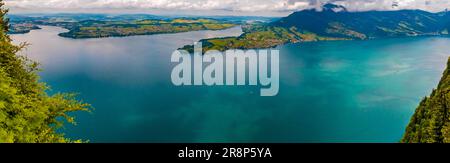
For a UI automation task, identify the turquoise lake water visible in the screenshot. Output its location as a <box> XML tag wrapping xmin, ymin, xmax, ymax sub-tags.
<box><xmin>11</xmin><ymin>26</ymin><xmax>450</xmax><ymax>143</ymax></box>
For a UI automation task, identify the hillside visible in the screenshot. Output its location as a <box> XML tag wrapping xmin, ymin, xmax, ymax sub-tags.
<box><xmin>57</xmin><ymin>18</ymin><xmax>236</xmax><ymax>39</ymax></box>
<box><xmin>9</xmin><ymin>16</ymin><xmax>237</xmax><ymax>39</ymax></box>
<box><xmin>181</xmin><ymin>3</ymin><xmax>450</xmax><ymax>52</ymax></box>
<box><xmin>0</xmin><ymin>1</ymin><xmax>89</xmax><ymax>143</ymax></box>
<box><xmin>402</xmin><ymin>58</ymin><xmax>450</xmax><ymax>143</ymax></box>
<box><xmin>272</xmin><ymin>4</ymin><xmax>448</xmax><ymax>39</ymax></box>
<box><xmin>6</xmin><ymin>14</ymin><xmax>275</xmax><ymax>39</ymax></box>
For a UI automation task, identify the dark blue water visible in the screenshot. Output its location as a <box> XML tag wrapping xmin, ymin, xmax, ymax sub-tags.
<box><xmin>12</xmin><ymin>26</ymin><xmax>450</xmax><ymax>142</ymax></box>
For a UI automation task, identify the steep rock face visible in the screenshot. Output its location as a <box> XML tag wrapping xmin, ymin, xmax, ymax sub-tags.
<box><xmin>402</xmin><ymin>58</ymin><xmax>450</xmax><ymax>143</ymax></box>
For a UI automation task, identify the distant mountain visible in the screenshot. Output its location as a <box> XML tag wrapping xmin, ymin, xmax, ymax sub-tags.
<box><xmin>182</xmin><ymin>3</ymin><xmax>450</xmax><ymax>52</ymax></box>
<box><xmin>402</xmin><ymin>57</ymin><xmax>450</xmax><ymax>143</ymax></box>
<box><xmin>271</xmin><ymin>3</ymin><xmax>449</xmax><ymax>39</ymax></box>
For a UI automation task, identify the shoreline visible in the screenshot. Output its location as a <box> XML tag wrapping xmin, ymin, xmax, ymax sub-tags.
<box><xmin>181</xmin><ymin>33</ymin><xmax>450</xmax><ymax>53</ymax></box>
<box><xmin>10</xmin><ymin>24</ymin><xmax>242</xmax><ymax>40</ymax></box>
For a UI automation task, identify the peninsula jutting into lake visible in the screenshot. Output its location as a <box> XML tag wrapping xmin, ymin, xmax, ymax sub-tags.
<box><xmin>182</xmin><ymin>4</ymin><xmax>450</xmax><ymax>52</ymax></box>
<box><xmin>1</xmin><ymin>0</ymin><xmax>450</xmax><ymax>144</ymax></box>
<box><xmin>9</xmin><ymin>15</ymin><xmax>239</xmax><ymax>38</ymax></box>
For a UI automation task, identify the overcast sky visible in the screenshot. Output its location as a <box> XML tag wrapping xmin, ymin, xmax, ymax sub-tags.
<box><xmin>4</xmin><ymin>0</ymin><xmax>450</xmax><ymax>16</ymax></box>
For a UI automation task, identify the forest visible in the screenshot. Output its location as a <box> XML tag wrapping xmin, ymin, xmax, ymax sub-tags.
<box><xmin>0</xmin><ymin>0</ymin><xmax>90</xmax><ymax>143</ymax></box>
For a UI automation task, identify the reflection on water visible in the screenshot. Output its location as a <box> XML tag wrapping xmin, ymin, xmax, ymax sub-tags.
<box><xmin>13</xmin><ymin>26</ymin><xmax>244</xmax><ymax>86</ymax></box>
<box><xmin>11</xmin><ymin>26</ymin><xmax>450</xmax><ymax>143</ymax></box>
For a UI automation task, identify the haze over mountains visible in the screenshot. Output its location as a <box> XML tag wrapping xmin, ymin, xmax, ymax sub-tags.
<box><xmin>5</xmin><ymin>0</ymin><xmax>450</xmax><ymax>17</ymax></box>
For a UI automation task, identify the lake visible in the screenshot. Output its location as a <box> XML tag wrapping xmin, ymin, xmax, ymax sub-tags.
<box><xmin>11</xmin><ymin>26</ymin><xmax>450</xmax><ymax>143</ymax></box>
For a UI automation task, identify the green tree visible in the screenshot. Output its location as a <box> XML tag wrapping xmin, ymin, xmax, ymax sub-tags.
<box><xmin>402</xmin><ymin>57</ymin><xmax>450</xmax><ymax>143</ymax></box>
<box><xmin>0</xmin><ymin>0</ymin><xmax>90</xmax><ymax>143</ymax></box>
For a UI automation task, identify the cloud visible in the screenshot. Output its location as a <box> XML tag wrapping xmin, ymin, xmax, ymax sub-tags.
<box><xmin>4</xmin><ymin>0</ymin><xmax>309</xmax><ymax>12</ymax></box>
<box><xmin>4</xmin><ymin>0</ymin><xmax>450</xmax><ymax>15</ymax></box>
<box><xmin>331</xmin><ymin>0</ymin><xmax>450</xmax><ymax>12</ymax></box>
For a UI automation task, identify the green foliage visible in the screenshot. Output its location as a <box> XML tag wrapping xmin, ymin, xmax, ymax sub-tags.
<box><xmin>182</xmin><ymin>4</ymin><xmax>450</xmax><ymax>52</ymax></box>
<box><xmin>180</xmin><ymin>25</ymin><xmax>344</xmax><ymax>53</ymax></box>
<box><xmin>0</xmin><ymin>1</ymin><xmax>90</xmax><ymax>143</ymax></box>
<box><xmin>402</xmin><ymin>57</ymin><xmax>450</xmax><ymax>143</ymax></box>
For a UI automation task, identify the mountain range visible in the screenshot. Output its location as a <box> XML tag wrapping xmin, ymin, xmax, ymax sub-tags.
<box><xmin>181</xmin><ymin>4</ymin><xmax>450</xmax><ymax>143</ymax></box>
<box><xmin>182</xmin><ymin>3</ymin><xmax>450</xmax><ymax>52</ymax></box>
<box><xmin>272</xmin><ymin>4</ymin><xmax>450</xmax><ymax>39</ymax></box>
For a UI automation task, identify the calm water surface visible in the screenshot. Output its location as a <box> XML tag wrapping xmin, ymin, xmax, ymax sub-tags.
<box><xmin>11</xmin><ymin>26</ymin><xmax>450</xmax><ymax>143</ymax></box>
